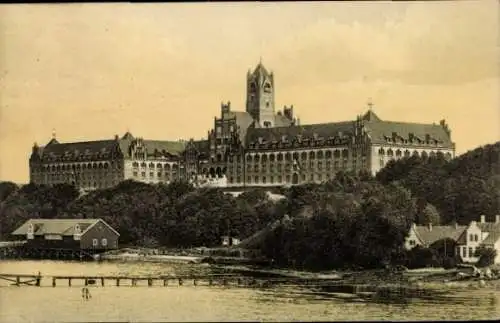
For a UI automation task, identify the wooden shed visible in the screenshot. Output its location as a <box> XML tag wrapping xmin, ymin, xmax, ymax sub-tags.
<box><xmin>11</xmin><ymin>218</ymin><xmax>120</xmax><ymax>252</ymax></box>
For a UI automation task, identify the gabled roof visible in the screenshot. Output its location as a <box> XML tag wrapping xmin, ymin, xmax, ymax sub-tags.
<box><xmin>361</xmin><ymin>110</ymin><xmax>381</xmax><ymax>122</ymax></box>
<box><xmin>482</xmin><ymin>231</ymin><xmax>500</xmax><ymax>245</ymax></box>
<box><xmin>414</xmin><ymin>225</ymin><xmax>466</xmax><ymax>245</ymax></box>
<box><xmin>477</xmin><ymin>222</ymin><xmax>500</xmax><ymax>233</ymax></box>
<box><xmin>222</xmin><ymin>110</ymin><xmax>255</xmax><ymax>144</ymax></box>
<box><xmin>11</xmin><ymin>218</ymin><xmax>120</xmax><ymax>237</ymax></box>
<box><xmin>274</xmin><ymin>114</ymin><xmax>294</xmax><ymax>127</ymax></box>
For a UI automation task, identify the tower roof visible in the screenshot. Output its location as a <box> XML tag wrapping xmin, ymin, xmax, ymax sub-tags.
<box><xmin>252</xmin><ymin>61</ymin><xmax>271</xmax><ymax>78</ymax></box>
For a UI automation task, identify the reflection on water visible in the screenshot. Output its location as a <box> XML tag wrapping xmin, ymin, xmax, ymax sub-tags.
<box><xmin>0</xmin><ymin>260</ymin><xmax>499</xmax><ymax>322</ymax></box>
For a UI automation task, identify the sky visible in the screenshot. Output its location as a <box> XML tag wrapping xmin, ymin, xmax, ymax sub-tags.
<box><xmin>1</xmin><ymin>1</ymin><xmax>499</xmax><ymax>183</ymax></box>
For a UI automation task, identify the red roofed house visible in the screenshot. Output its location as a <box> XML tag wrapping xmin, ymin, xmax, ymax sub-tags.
<box><xmin>11</xmin><ymin>218</ymin><xmax>119</xmax><ymax>252</ymax></box>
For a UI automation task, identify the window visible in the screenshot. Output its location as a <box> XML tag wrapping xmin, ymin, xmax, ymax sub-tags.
<box><xmin>133</xmin><ymin>172</ymin><xmax>138</xmax><ymax>177</ymax></box>
<box><xmin>469</xmin><ymin>247</ymin><xmax>473</xmax><ymax>257</ymax></box>
<box><xmin>101</xmin><ymin>238</ymin><xmax>108</xmax><ymax>247</ymax></box>
<box><xmin>92</xmin><ymin>239</ymin><xmax>98</xmax><ymax>247</ymax></box>
<box><xmin>409</xmin><ymin>240</ymin><xmax>416</xmax><ymax>246</ymax></box>
<box><xmin>469</xmin><ymin>234</ymin><xmax>473</xmax><ymax>242</ymax></box>
<box><xmin>474</xmin><ymin>234</ymin><xmax>478</xmax><ymax>242</ymax></box>
<box><xmin>462</xmin><ymin>247</ymin><xmax>467</xmax><ymax>257</ymax></box>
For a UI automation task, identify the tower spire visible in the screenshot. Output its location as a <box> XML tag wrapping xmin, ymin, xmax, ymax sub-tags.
<box><xmin>367</xmin><ymin>97</ymin><xmax>374</xmax><ymax>111</ymax></box>
<box><xmin>52</xmin><ymin>128</ymin><xmax>56</xmax><ymax>139</ymax></box>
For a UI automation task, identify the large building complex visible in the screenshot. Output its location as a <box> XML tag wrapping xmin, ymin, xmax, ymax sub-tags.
<box><xmin>29</xmin><ymin>62</ymin><xmax>456</xmax><ymax>191</ymax></box>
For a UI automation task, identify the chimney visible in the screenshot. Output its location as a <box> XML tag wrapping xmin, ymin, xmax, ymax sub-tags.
<box><xmin>496</xmin><ymin>215</ymin><xmax>500</xmax><ymax>224</ymax></box>
<box><xmin>428</xmin><ymin>222</ymin><xmax>432</xmax><ymax>231</ymax></box>
<box><xmin>480</xmin><ymin>215</ymin><xmax>486</xmax><ymax>223</ymax></box>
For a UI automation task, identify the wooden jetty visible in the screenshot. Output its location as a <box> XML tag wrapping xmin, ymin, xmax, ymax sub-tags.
<box><xmin>0</xmin><ymin>272</ymin><xmax>347</xmax><ymax>288</ymax></box>
<box><xmin>0</xmin><ymin>273</ymin><xmax>42</xmax><ymax>286</ymax></box>
<box><xmin>0</xmin><ymin>272</ymin><xmax>433</xmax><ymax>300</ymax></box>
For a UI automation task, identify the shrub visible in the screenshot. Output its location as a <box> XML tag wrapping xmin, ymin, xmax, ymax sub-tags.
<box><xmin>475</xmin><ymin>246</ymin><xmax>497</xmax><ymax>268</ymax></box>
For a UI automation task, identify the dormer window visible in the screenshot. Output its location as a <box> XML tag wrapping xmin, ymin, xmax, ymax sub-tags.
<box><xmin>27</xmin><ymin>223</ymin><xmax>34</xmax><ymax>240</ymax></box>
<box><xmin>73</xmin><ymin>224</ymin><xmax>82</xmax><ymax>241</ymax></box>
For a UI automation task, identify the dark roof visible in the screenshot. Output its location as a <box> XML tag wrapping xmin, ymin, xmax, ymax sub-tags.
<box><xmin>142</xmin><ymin>140</ymin><xmax>186</xmax><ymax>156</ymax></box>
<box><xmin>192</xmin><ymin>140</ymin><xmax>210</xmax><ymax>154</ymax></box>
<box><xmin>362</xmin><ymin>110</ymin><xmax>381</xmax><ymax>122</ymax></box>
<box><xmin>36</xmin><ymin>132</ymin><xmax>187</xmax><ymax>161</ymax></box>
<box><xmin>245</xmin><ymin>121</ymin><xmax>355</xmax><ymax>146</ymax></box>
<box><xmin>363</xmin><ymin>110</ymin><xmax>453</xmax><ymax>147</ymax></box>
<box><xmin>252</xmin><ymin>62</ymin><xmax>271</xmax><ymax>78</ymax></box>
<box><xmin>11</xmin><ymin>219</ymin><xmax>120</xmax><ymax>237</ymax></box>
<box><xmin>40</xmin><ymin>139</ymin><xmax>120</xmax><ymax>162</ymax></box>
<box><xmin>121</xmin><ymin>131</ymin><xmax>134</xmax><ymax>140</ymax></box>
<box><xmin>414</xmin><ymin>225</ymin><xmax>466</xmax><ymax>245</ymax></box>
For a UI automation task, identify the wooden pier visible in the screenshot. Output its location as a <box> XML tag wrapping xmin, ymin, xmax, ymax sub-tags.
<box><xmin>0</xmin><ymin>272</ymin><xmax>431</xmax><ymax>300</ymax></box>
<box><xmin>0</xmin><ymin>272</ymin><xmax>345</xmax><ymax>288</ymax></box>
<box><xmin>0</xmin><ymin>273</ymin><xmax>42</xmax><ymax>286</ymax></box>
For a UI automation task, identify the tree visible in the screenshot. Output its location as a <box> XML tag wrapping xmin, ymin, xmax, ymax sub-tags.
<box><xmin>475</xmin><ymin>246</ymin><xmax>497</xmax><ymax>268</ymax></box>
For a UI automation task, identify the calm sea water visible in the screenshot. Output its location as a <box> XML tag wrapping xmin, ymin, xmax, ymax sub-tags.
<box><xmin>0</xmin><ymin>260</ymin><xmax>499</xmax><ymax>322</ymax></box>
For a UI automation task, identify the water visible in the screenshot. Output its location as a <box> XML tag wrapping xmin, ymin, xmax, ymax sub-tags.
<box><xmin>1</xmin><ymin>260</ymin><xmax>499</xmax><ymax>322</ymax></box>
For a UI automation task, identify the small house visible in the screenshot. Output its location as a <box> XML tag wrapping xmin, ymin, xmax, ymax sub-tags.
<box><xmin>405</xmin><ymin>215</ymin><xmax>500</xmax><ymax>264</ymax></box>
<box><xmin>11</xmin><ymin>218</ymin><xmax>120</xmax><ymax>252</ymax></box>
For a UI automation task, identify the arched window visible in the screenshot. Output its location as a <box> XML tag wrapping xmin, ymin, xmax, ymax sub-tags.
<box><xmin>309</xmin><ymin>151</ymin><xmax>315</xmax><ymax>159</ymax></box>
<box><xmin>378</xmin><ymin>148</ymin><xmax>385</xmax><ymax>155</ymax></box>
<box><xmin>301</xmin><ymin>152</ymin><xmax>307</xmax><ymax>160</ymax></box>
<box><xmin>325</xmin><ymin>150</ymin><xmax>332</xmax><ymax>158</ymax></box>
<box><xmin>317</xmin><ymin>150</ymin><xmax>324</xmax><ymax>159</ymax></box>
<box><xmin>269</xmin><ymin>154</ymin><xmax>275</xmax><ymax>162</ymax></box>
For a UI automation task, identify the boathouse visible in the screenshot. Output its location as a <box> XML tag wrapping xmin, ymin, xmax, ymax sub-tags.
<box><xmin>11</xmin><ymin>218</ymin><xmax>120</xmax><ymax>252</ymax></box>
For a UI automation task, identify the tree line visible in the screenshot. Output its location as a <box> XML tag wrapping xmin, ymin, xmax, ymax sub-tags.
<box><xmin>0</xmin><ymin>141</ymin><xmax>498</xmax><ymax>270</ymax></box>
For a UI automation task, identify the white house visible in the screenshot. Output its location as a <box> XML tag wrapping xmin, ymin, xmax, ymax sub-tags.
<box><xmin>405</xmin><ymin>215</ymin><xmax>500</xmax><ymax>264</ymax></box>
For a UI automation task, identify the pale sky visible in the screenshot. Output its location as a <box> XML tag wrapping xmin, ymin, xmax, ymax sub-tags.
<box><xmin>1</xmin><ymin>1</ymin><xmax>499</xmax><ymax>183</ymax></box>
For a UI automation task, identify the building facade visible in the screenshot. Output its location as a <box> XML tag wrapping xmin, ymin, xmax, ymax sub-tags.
<box><xmin>29</xmin><ymin>62</ymin><xmax>456</xmax><ymax>190</ymax></box>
